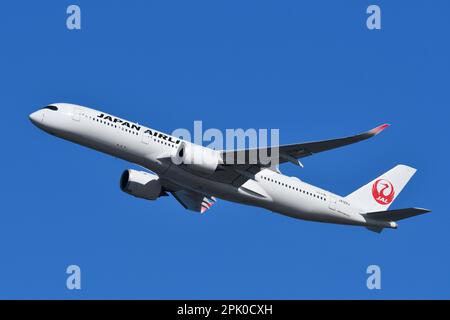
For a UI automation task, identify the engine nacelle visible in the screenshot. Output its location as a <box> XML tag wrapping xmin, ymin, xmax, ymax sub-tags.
<box><xmin>120</xmin><ymin>169</ymin><xmax>162</xmax><ymax>200</ymax></box>
<box><xmin>171</xmin><ymin>142</ymin><xmax>221</xmax><ymax>174</ymax></box>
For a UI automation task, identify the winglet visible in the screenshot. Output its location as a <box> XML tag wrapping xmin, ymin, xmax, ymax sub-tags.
<box><xmin>369</xmin><ymin>123</ymin><xmax>390</xmax><ymax>136</ymax></box>
<box><xmin>200</xmin><ymin>196</ymin><xmax>217</xmax><ymax>214</ymax></box>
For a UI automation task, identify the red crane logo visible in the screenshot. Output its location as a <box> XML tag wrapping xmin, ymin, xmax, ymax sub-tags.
<box><xmin>372</xmin><ymin>179</ymin><xmax>395</xmax><ymax>205</ymax></box>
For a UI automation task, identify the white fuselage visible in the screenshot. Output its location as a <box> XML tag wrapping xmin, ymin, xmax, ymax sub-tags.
<box><xmin>30</xmin><ymin>103</ymin><xmax>389</xmax><ymax>228</ymax></box>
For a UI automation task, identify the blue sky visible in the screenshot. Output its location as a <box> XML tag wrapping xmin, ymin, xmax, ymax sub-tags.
<box><xmin>0</xmin><ymin>0</ymin><xmax>449</xmax><ymax>299</ymax></box>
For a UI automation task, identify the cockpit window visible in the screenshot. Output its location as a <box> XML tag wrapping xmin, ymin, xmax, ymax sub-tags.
<box><xmin>43</xmin><ymin>105</ymin><xmax>58</xmax><ymax>111</ymax></box>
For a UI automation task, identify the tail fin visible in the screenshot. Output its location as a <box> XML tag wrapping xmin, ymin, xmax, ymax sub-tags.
<box><xmin>346</xmin><ymin>164</ymin><xmax>417</xmax><ymax>212</ymax></box>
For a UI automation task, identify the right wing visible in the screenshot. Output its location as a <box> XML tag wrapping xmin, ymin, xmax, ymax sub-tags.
<box><xmin>217</xmin><ymin>124</ymin><xmax>390</xmax><ymax>187</ymax></box>
<box><xmin>221</xmin><ymin>124</ymin><xmax>390</xmax><ymax>167</ymax></box>
<box><xmin>160</xmin><ymin>124</ymin><xmax>390</xmax><ymax>190</ymax></box>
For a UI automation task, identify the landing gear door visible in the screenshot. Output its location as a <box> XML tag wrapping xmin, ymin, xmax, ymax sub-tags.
<box><xmin>72</xmin><ymin>107</ymin><xmax>81</xmax><ymax>121</ymax></box>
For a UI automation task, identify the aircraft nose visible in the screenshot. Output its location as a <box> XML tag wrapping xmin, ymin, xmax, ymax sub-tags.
<box><xmin>29</xmin><ymin>111</ymin><xmax>41</xmax><ymax>125</ymax></box>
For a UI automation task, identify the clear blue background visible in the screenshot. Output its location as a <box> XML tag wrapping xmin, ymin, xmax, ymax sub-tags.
<box><xmin>0</xmin><ymin>0</ymin><xmax>448</xmax><ymax>299</ymax></box>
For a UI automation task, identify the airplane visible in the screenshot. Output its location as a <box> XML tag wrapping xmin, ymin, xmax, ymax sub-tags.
<box><xmin>29</xmin><ymin>103</ymin><xmax>430</xmax><ymax>233</ymax></box>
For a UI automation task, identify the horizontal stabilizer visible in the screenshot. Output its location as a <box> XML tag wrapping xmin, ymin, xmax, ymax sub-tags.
<box><xmin>365</xmin><ymin>207</ymin><xmax>431</xmax><ymax>222</ymax></box>
<box><xmin>366</xmin><ymin>226</ymin><xmax>384</xmax><ymax>233</ymax></box>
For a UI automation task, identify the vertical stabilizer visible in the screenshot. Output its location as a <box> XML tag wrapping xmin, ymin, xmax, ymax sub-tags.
<box><xmin>346</xmin><ymin>165</ymin><xmax>417</xmax><ymax>212</ymax></box>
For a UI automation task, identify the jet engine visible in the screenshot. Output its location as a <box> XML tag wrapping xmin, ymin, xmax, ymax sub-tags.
<box><xmin>120</xmin><ymin>169</ymin><xmax>162</xmax><ymax>200</ymax></box>
<box><xmin>171</xmin><ymin>142</ymin><xmax>222</xmax><ymax>174</ymax></box>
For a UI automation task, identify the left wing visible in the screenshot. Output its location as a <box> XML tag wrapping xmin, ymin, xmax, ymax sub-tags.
<box><xmin>171</xmin><ymin>190</ymin><xmax>217</xmax><ymax>214</ymax></box>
